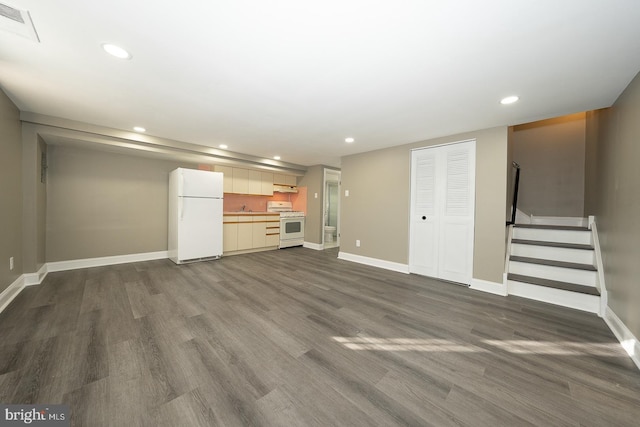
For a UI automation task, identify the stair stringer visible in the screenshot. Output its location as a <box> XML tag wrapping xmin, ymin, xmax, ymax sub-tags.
<box><xmin>589</xmin><ymin>216</ymin><xmax>608</xmax><ymax>317</ymax></box>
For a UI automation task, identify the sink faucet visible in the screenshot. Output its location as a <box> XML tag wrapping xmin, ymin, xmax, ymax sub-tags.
<box><xmin>241</xmin><ymin>204</ymin><xmax>246</xmax><ymax>212</ymax></box>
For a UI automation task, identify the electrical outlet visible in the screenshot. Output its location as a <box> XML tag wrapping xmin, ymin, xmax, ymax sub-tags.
<box><xmin>9</xmin><ymin>257</ymin><xmax>14</xmax><ymax>271</ymax></box>
<box><xmin>345</xmin><ymin>190</ymin><xmax>350</xmax><ymax>197</ymax></box>
<box><xmin>314</xmin><ymin>192</ymin><xmax>318</xmax><ymax>198</ymax></box>
<box><xmin>356</xmin><ymin>240</ymin><xmax>360</xmax><ymax>247</ymax></box>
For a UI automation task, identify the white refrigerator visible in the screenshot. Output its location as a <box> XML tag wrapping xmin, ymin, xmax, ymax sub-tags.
<box><xmin>168</xmin><ymin>168</ymin><xmax>223</xmax><ymax>264</ymax></box>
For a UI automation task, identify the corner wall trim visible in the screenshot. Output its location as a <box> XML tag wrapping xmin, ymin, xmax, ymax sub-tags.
<box><xmin>604</xmin><ymin>306</ymin><xmax>640</xmax><ymax>371</ymax></box>
<box><xmin>337</xmin><ymin>252</ymin><xmax>409</xmax><ymax>274</ymax></box>
<box><xmin>470</xmin><ymin>277</ymin><xmax>508</xmax><ymax>296</ymax></box>
<box><xmin>47</xmin><ymin>251</ymin><xmax>169</xmax><ymax>273</ymax></box>
<box><xmin>303</xmin><ymin>242</ymin><xmax>323</xmax><ymax>251</ymax></box>
<box><xmin>24</xmin><ymin>264</ymin><xmax>48</xmax><ymax>286</ymax></box>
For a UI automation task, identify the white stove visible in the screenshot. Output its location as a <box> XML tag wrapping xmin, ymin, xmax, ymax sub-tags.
<box><xmin>267</xmin><ymin>201</ymin><xmax>305</xmax><ymax>248</ymax></box>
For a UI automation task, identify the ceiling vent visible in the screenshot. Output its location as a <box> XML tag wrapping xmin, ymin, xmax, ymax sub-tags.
<box><xmin>0</xmin><ymin>2</ymin><xmax>39</xmax><ymax>42</ymax></box>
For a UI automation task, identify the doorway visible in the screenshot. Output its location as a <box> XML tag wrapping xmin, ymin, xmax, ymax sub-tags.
<box><xmin>323</xmin><ymin>169</ymin><xmax>341</xmax><ymax>249</ymax></box>
<box><xmin>409</xmin><ymin>140</ymin><xmax>476</xmax><ymax>284</ymax></box>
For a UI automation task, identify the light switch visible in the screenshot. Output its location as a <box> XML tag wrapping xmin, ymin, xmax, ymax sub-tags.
<box><xmin>345</xmin><ymin>190</ymin><xmax>350</xmax><ymax>197</ymax></box>
<box><xmin>314</xmin><ymin>192</ymin><xmax>318</xmax><ymax>198</ymax></box>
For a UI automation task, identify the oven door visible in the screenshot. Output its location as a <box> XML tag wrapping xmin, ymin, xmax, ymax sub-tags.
<box><xmin>280</xmin><ymin>217</ymin><xmax>305</xmax><ymax>248</ymax></box>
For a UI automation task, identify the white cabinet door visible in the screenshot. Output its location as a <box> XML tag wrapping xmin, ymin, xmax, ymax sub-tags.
<box><xmin>410</xmin><ymin>140</ymin><xmax>475</xmax><ymax>285</ymax></box>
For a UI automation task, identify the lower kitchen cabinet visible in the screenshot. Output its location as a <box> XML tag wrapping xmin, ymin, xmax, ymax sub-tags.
<box><xmin>223</xmin><ymin>221</ymin><xmax>238</xmax><ymax>252</ymax></box>
<box><xmin>223</xmin><ymin>213</ymin><xmax>280</xmax><ymax>255</ymax></box>
<box><xmin>252</xmin><ymin>217</ymin><xmax>267</xmax><ymax>248</ymax></box>
<box><xmin>237</xmin><ymin>217</ymin><xmax>253</xmax><ymax>251</ymax></box>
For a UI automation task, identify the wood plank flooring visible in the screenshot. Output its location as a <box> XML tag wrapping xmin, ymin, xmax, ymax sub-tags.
<box><xmin>1</xmin><ymin>247</ymin><xmax>639</xmax><ymax>426</ymax></box>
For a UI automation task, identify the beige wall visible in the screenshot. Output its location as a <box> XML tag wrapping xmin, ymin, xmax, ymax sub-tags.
<box><xmin>46</xmin><ymin>145</ymin><xmax>192</xmax><ymax>262</ymax></box>
<box><xmin>341</xmin><ymin>126</ymin><xmax>508</xmax><ymax>283</ymax></box>
<box><xmin>299</xmin><ymin>165</ymin><xmax>324</xmax><ymax>244</ymax></box>
<box><xmin>512</xmin><ymin>114</ymin><xmax>586</xmax><ymax>217</ymax></box>
<box><xmin>588</xmin><ymin>71</ymin><xmax>640</xmax><ymax>339</ymax></box>
<box><xmin>0</xmin><ymin>89</ymin><xmax>23</xmax><ymax>292</ymax></box>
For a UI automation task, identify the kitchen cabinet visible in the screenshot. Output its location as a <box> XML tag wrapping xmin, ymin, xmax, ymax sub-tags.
<box><xmin>214</xmin><ymin>166</ymin><xmax>274</xmax><ymax>195</ymax></box>
<box><xmin>214</xmin><ymin>165</ymin><xmax>234</xmax><ymax>193</ymax></box>
<box><xmin>223</xmin><ymin>213</ymin><xmax>280</xmax><ymax>255</ymax></box>
<box><xmin>273</xmin><ymin>173</ymin><xmax>297</xmax><ymax>186</ymax></box>
<box><xmin>223</xmin><ymin>218</ymin><xmax>238</xmax><ymax>252</ymax></box>
<box><xmin>266</xmin><ymin>216</ymin><xmax>280</xmax><ymax>246</ymax></box>
<box><xmin>252</xmin><ymin>216</ymin><xmax>267</xmax><ymax>248</ymax></box>
<box><xmin>233</xmin><ymin>168</ymin><xmax>249</xmax><ymax>194</ymax></box>
<box><xmin>237</xmin><ymin>216</ymin><xmax>253</xmax><ymax>250</ymax></box>
<box><xmin>261</xmin><ymin>172</ymin><xmax>274</xmax><ymax>195</ymax></box>
<box><xmin>248</xmin><ymin>170</ymin><xmax>262</xmax><ymax>195</ymax></box>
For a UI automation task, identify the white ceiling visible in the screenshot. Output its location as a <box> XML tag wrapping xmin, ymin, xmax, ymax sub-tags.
<box><xmin>2</xmin><ymin>1</ymin><xmax>640</xmax><ymax>167</ymax></box>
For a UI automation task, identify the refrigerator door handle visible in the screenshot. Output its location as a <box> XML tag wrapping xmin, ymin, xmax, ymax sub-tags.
<box><xmin>179</xmin><ymin>197</ymin><xmax>184</xmax><ymax>221</ymax></box>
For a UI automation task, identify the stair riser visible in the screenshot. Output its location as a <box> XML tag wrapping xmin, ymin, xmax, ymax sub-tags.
<box><xmin>507</xmin><ymin>280</ymin><xmax>600</xmax><ymax>313</ymax></box>
<box><xmin>510</xmin><ymin>244</ymin><xmax>595</xmax><ymax>265</ymax></box>
<box><xmin>508</xmin><ymin>261</ymin><xmax>597</xmax><ymax>286</ymax></box>
<box><xmin>512</xmin><ymin>228</ymin><xmax>592</xmax><ymax>245</ymax></box>
<box><xmin>529</xmin><ymin>216</ymin><xmax>588</xmax><ymax>227</ymax></box>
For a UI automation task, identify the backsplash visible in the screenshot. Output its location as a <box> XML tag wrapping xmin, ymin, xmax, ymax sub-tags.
<box><xmin>224</xmin><ymin>189</ymin><xmax>307</xmax><ymax>214</ymax></box>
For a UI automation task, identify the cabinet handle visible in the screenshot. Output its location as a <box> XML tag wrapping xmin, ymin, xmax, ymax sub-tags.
<box><xmin>422</xmin><ymin>216</ymin><xmax>426</xmax><ymax>220</ymax></box>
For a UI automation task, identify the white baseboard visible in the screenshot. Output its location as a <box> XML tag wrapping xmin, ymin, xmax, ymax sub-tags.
<box><xmin>337</xmin><ymin>252</ymin><xmax>409</xmax><ymax>274</ymax></box>
<box><xmin>1</xmin><ymin>252</ymin><xmax>168</xmax><ymax>315</ymax></box>
<box><xmin>0</xmin><ymin>263</ymin><xmax>50</xmax><ymax>315</ymax></box>
<box><xmin>604</xmin><ymin>306</ymin><xmax>640</xmax><ymax>371</ymax></box>
<box><xmin>0</xmin><ymin>275</ymin><xmax>26</xmax><ymax>314</ymax></box>
<box><xmin>47</xmin><ymin>251</ymin><xmax>169</xmax><ymax>272</ymax></box>
<box><xmin>470</xmin><ymin>277</ymin><xmax>508</xmax><ymax>296</ymax></box>
<box><xmin>24</xmin><ymin>263</ymin><xmax>48</xmax><ymax>286</ymax></box>
<box><xmin>303</xmin><ymin>241</ymin><xmax>323</xmax><ymax>251</ymax></box>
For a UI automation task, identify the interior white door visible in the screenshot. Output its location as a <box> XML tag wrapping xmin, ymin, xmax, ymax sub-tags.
<box><xmin>409</xmin><ymin>148</ymin><xmax>438</xmax><ymax>277</ymax></box>
<box><xmin>410</xmin><ymin>140</ymin><xmax>475</xmax><ymax>285</ymax></box>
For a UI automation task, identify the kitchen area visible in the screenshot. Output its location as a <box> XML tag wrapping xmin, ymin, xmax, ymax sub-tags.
<box><xmin>206</xmin><ymin>165</ymin><xmax>307</xmax><ymax>256</ymax></box>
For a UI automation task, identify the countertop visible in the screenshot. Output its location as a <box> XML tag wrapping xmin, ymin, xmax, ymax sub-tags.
<box><xmin>223</xmin><ymin>211</ymin><xmax>279</xmax><ymax>216</ymax></box>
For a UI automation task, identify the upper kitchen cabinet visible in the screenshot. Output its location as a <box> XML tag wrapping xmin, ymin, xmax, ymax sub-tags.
<box><xmin>214</xmin><ymin>165</ymin><xmax>234</xmax><ymax>193</ymax></box>
<box><xmin>261</xmin><ymin>172</ymin><xmax>274</xmax><ymax>195</ymax></box>
<box><xmin>214</xmin><ymin>165</ymin><xmax>274</xmax><ymax>195</ymax></box>
<box><xmin>273</xmin><ymin>174</ymin><xmax>297</xmax><ymax>186</ymax></box>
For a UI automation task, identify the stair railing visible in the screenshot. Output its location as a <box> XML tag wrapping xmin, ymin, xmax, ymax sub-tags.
<box><xmin>507</xmin><ymin>162</ymin><xmax>521</xmax><ymax>226</ymax></box>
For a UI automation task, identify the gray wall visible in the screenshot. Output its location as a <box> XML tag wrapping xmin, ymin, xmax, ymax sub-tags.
<box><xmin>299</xmin><ymin>165</ymin><xmax>324</xmax><ymax>245</ymax></box>
<box><xmin>512</xmin><ymin>114</ymin><xmax>586</xmax><ymax>217</ymax></box>
<box><xmin>341</xmin><ymin>126</ymin><xmax>508</xmax><ymax>284</ymax></box>
<box><xmin>0</xmin><ymin>89</ymin><xmax>23</xmax><ymax>292</ymax></box>
<box><xmin>587</xmin><ymin>70</ymin><xmax>640</xmax><ymax>339</ymax></box>
<box><xmin>584</xmin><ymin>109</ymin><xmax>601</xmax><ymax>216</ymax></box>
<box><xmin>46</xmin><ymin>145</ymin><xmax>192</xmax><ymax>262</ymax></box>
<box><xmin>21</xmin><ymin>124</ymin><xmax>48</xmax><ymax>273</ymax></box>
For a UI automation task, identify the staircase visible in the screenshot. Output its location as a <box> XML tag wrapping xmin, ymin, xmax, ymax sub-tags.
<box><xmin>506</xmin><ymin>221</ymin><xmax>602</xmax><ymax>314</ymax></box>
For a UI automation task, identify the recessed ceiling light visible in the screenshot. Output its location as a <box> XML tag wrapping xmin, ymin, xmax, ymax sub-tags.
<box><xmin>273</xmin><ymin>156</ymin><xmax>281</xmax><ymax>160</ymax></box>
<box><xmin>219</xmin><ymin>144</ymin><xmax>228</xmax><ymax>149</ymax></box>
<box><xmin>133</xmin><ymin>126</ymin><xmax>146</xmax><ymax>132</ymax></box>
<box><xmin>102</xmin><ymin>43</ymin><xmax>132</xmax><ymax>59</ymax></box>
<box><xmin>345</xmin><ymin>137</ymin><xmax>355</xmax><ymax>143</ymax></box>
<box><xmin>500</xmin><ymin>95</ymin><xmax>519</xmax><ymax>105</ymax></box>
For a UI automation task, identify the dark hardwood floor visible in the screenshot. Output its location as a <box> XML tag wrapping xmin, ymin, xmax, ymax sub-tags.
<box><xmin>1</xmin><ymin>247</ymin><xmax>639</xmax><ymax>426</ymax></box>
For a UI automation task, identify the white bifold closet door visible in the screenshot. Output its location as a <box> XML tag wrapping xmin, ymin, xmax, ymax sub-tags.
<box><xmin>409</xmin><ymin>140</ymin><xmax>476</xmax><ymax>285</ymax></box>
